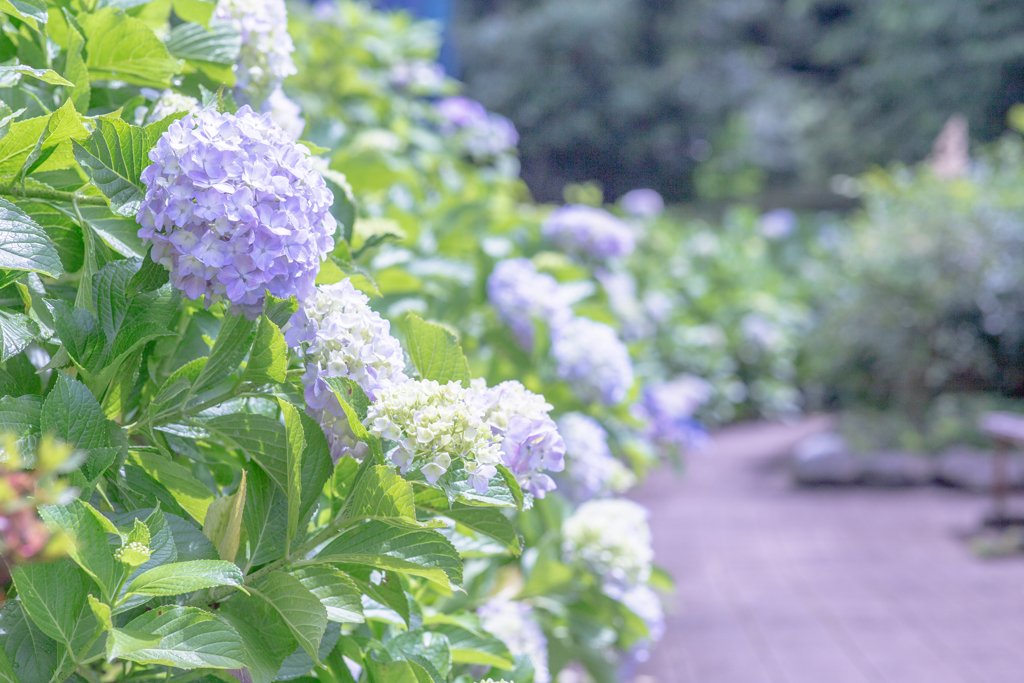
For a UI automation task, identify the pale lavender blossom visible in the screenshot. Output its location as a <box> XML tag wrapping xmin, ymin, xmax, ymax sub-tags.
<box><xmin>435</xmin><ymin>97</ymin><xmax>489</xmax><ymax>130</ymax></box>
<box><xmin>137</xmin><ymin>106</ymin><xmax>335</xmax><ymax>319</ymax></box>
<box><xmin>390</xmin><ymin>61</ymin><xmax>446</xmax><ymax>93</ymax></box>
<box><xmin>619</xmin><ymin>189</ymin><xmax>664</xmax><ymax>218</ymax></box>
<box><xmin>551</xmin><ymin>317</ymin><xmax>634</xmax><ymax>405</ymax></box>
<box><xmin>556</xmin><ymin>413</ymin><xmax>635</xmax><ymax>501</ymax></box>
<box><xmin>287</xmin><ymin>280</ymin><xmax>409</xmax><ymax>461</ymax></box>
<box><xmin>542</xmin><ymin>205</ymin><xmax>635</xmax><ymax>260</ymax></box>
<box><xmin>435</xmin><ymin>97</ymin><xmax>519</xmax><ymax>159</ymax></box>
<box><xmin>262</xmin><ymin>87</ymin><xmax>305</xmax><ymax>140</ymax></box>
<box><xmin>470</xmin><ymin>379</ymin><xmax>565</xmax><ymax>498</ymax></box>
<box><xmin>487</xmin><ymin>258</ymin><xmax>573</xmax><ymax>351</ymax></box>
<box><xmin>759</xmin><ymin>208</ymin><xmax>797</xmax><ymax>239</ymax></box>
<box><xmin>478</xmin><ymin>597</ymin><xmax>550</xmax><ymax>683</ymax></box>
<box><xmin>215</xmin><ymin>0</ymin><xmax>297</xmax><ymax>105</ymax></box>
<box><xmin>636</xmin><ymin>375</ymin><xmax>711</xmax><ymax>451</ymax></box>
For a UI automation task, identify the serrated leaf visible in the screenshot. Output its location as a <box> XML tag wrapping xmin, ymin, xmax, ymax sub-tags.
<box><xmin>219</xmin><ymin>590</ymin><xmax>297</xmax><ymax>683</ymax></box>
<box><xmin>75</xmin><ymin>204</ymin><xmax>147</xmax><ymax>257</ymax></box>
<box><xmin>252</xmin><ymin>572</ymin><xmax>327</xmax><ymax>662</ymax></box>
<box><xmin>189</xmin><ymin>313</ymin><xmax>256</xmax><ymax>396</ymax></box>
<box><xmin>92</xmin><ymin>258</ymin><xmax>138</xmax><ymax>342</ymax></box>
<box><xmin>45</xmin><ymin>300</ymin><xmax>105</xmax><ymax>371</ymax></box>
<box><xmin>317</xmin><ymin>521</ymin><xmax>462</xmax><ymax>588</ymax></box>
<box><xmin>323</xmin><ymin>377</ymin><xmax>382</xmax><ymax>460</ymax></box>
<box><xmin>126</xmin><ymin>559</ymin><xmax>244</xmax><ymax>596</ymax></box>
<box><xmin>71</xmin><ymin>117</ymin><xmax>149</xmax><ymax>216</ymax></box>
<box><xmin>127</xmin><ymin>449</ymin><xmax>215</xmax><ymax>524</ymax></box>
<box><xmin>262</xmin><ymin>291</ymin><xmax>298</xmax><ymax>328</ymax></box>
<box><xmin>0</xmin><ymin>65</ymin><xmax>71</xmax><ymax>86</ymax></box>
<box><xmin>0</xmin><ymin>602</ymin><xmax>77</xmax><ymax>683</ymax></box>
<box><xmin>403</xmin><ymin>312</ymin><xmax>470</xmax><ymax>387</ymax></box>
<box><xmin>127</xmin><ymin>249</ymin><xmax>169</xmax><ymax>297</ymax></box>
<box><xmin>204</xmin><ymin>469</ymin><xmax>246</xmax><ymax>562</ymax></box>
<box><xmin>279</xmin><ymin>398</ymin><xmax>305</xmax><ymax>556</ymax></box>
<box><xmin>241</xmin><ymin>462</ymin><xmax>287</xmax><ymax>568</ymax></box>
<box><xmin>0</xmin><ymin>198</ymin><xmax>62</xmax><ymax>277</ymax></box>
<box><xmin>0</xmin><ymin>394</ymin><xmax>40</xmax><ymax>437</ymax></box>
<box><xmin>290</xmin><ymin>567</ymin><xmax>364</xmax><ymax>624</ymax></box>
<box><xmin>241</xmin><ymin>316</ymin><xmax>287</xmax><ymax>384</ymax></box>
<box><xmin>0</xmin><ymin>0</ymin><xmax>46</xmax><ymax>25</ymax></box>
<box><xmin>0</xmin><ymin>308</ymin><xmax>38</xmax><ymax>361</ymax></box>
<box><xmin>12</xmin><ymin>560</ymin><xmax>86</xmax><ymax>648</ymax></box>
<box><xmin>82</xmin><ymin>8</ymin><xmax>182</xmax><ymax>87</ymax></box>
<box><xmin>39</xmin><ymin>501</ymin><xmax>119</xmax><ymax>602</ymax></box>
<box><xmin>122</xmin><ymin>606</ymin><xmax>246</xmax><ymax>669</ymax></box>
<box><xmin>346</xmin><ymin>464</ymin><xmax>415</xmax><ymax>522</ymax></box>
<box><xmin>424</xmin><ymin>621</ymin><xmax>514</xmax><ymax>669</ymax></box>
<box><xmin>417</xmin><ymin>492</ymin><xmax>520</xmax><ymax>554</ymax></box>
<box><xmin>63</xmin><ymin>19</ymin><xmax>90</xmax><ymax>113</ymax></box>
<box><xmin>206</xmin><ymin>412</ymin><xmax>287</xmax><ymax>489</ymax></box>
<box><xmin>276</xmin><ymin>621</ymin><xmax>341</xmax><ymax>680</ymax></box>
<box><xmin>41</xmin><ymin>372</ymin><xmax>108</xmax><ymax>450</ymax></box>
<box><xmin>14</xmin><ymin>200</ymin><xmax>83</xmax><ymax>273</ymax></box>
<box><xmin>166</xmin><ymin>19</ymin><xmax>240</xmax><ymax>65</ymax></box>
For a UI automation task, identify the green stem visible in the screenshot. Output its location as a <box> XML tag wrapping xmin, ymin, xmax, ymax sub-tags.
<box><xmin>0</xmin><ymin>184</ymin><xmax>108</xmax><ymax>206</ymax></box>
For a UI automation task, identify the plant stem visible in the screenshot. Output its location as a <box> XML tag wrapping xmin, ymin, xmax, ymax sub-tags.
<box><xmin>0</xmin><ymin>184</ymin><xmax>108</xmax><ymax>206</ymax></box>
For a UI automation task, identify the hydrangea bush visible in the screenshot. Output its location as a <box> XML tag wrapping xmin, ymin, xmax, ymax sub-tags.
<box><xmin>0</xmin><ymin>2</ymin><xmax>676</xmax><ymax>683</ymax></box>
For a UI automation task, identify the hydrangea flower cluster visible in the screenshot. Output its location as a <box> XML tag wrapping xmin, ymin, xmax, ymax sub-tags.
<box><xmin>556</xmin><ymin>413</ymin><xmax>635</xmax><ymax>501</ymax></box>
<box><xmin>364</xmin><ymin>380</ymin><xmax>501</xmax><ymax>490</ymax></box>
<box><xmin>390</xmin><ymin>61</ymin><xmax>446</xmax><ymax>94</ymax></box>
<box><xmin>136</xmin><ymin>106</ymin><xmax>336</xmax><ymax>319</ymax></box>
<box><xmin>487</xmin><ymin>258</ymin><xmax>574</xmax><ymax>351</ymax></box>
<box><xmin>261</xmin><ymin>87</ymin><xmax>305</xmax><ymax>140</ymax></box>
<box><xmin>606</xmin><ymin>583</ymin><xmax>665</xmax><ymax>666</ymax></box>
<box><xmin>597</xmin><ymin>269</ymin><xmax>654</xmax><ymax>341</ymax></box>
<box><xmin>542</xmin><ymin>205</ymin><xmax>635</xmax><ymax>260</ymax></box>
<box><xmin>551</xmin><ymin>317</ymin><xmax>634</xmax><ymax>405</ymax></box>
<box><xmin>287</xmin><ymin>280</ymin><xmax>409</xmax><ymax>462</ymax></box>
<box><xmin>435</xmin><ymin>97</ymin><xmax>519</xmax><ymax>160</ymax></box>
<box><xmin>619</xmin><ymin>188</ymin><xmax>665</xmax><ymax>218</ymax></box>
<box><xmin>635</xmin><ymin>375</ymin><xmax>711</xmax><ymax>451</ymax></box>
<box><xmin>139</xmin><ymin>88</ymin><xmax>199</xmax><ymax>125</ymax></box>
<box><xmin>562</xmin><ymin>498</ymin><xmax>653</xmax><ymax>588</ymax></box>
<box><xmin>469</xmin><ymin>379</ymin><xmax>565</xmax><ymax>498</ymax></box>
<box><xmin>215</xmin><ymin>0</ymin><xmax>297</xmax><ymax>105</ymax></box>
<box><xmin>478</xmin><ymin>597</ymin><xmax>551</xmax><ymax>683</ymax></box>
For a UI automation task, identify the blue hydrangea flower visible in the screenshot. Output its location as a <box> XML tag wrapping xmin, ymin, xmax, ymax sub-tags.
<box><xmin>435</xmin><ymin>96</ymin><xmax>519</xmax><ymax>160</ymax></box>
<box><xmin>137</xmin><ymin>106</ymin><xmax>336</xmax><ymax>319</ymax></box>
<box><xmin>557</xmin><ymin>412</ymin><xmax>635</xmax><ymax>501</ymax></box>
<box><xmin>215</xmin><ymin>0</ymin><xmax>297</xmax><ymax>105</ymax></box>
<box><xmin>636</xmin><ymin>375</ymin><xmax>711</xmax><ymax>451</ymax></box>
<box><xmin>487</xmin><ymin>258</ymin><xmax>573</xmax><ymax>351</ymax></box>
<box><xmin>470</xmin><ymin>379</ymin><xmax>565</xmax><ymax>498</ymax></box>
<box><xmin>287</xmin><ymin>280</ymin><xmax>409</xmax><ymax>462</ymax></box>
<box><xmin>551</xmin><ymin>317</ymin><xmax>634</xmax><ymax>405</ymax></box>
<box><xmin>542</xmin><ymin>205</ymin><xmax>635</xmax><ymax>260</ymax></box>
<box><xmin>619</xmin><ymin>188</ymin><xmax>664</xmax><ymax>218</ymax></box>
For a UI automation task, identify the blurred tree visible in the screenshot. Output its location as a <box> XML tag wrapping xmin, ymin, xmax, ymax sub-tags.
<box><xmin>453</xmin><ymin>0</ymin><xmax>1024</xmax><ymax>202</ymax></box>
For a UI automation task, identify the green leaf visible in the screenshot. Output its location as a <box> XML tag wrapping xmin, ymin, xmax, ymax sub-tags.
<box><xmin>241</xmin><ymin>462</ymin><xmax>287</xmax><ymax>567</ymax></box>
<box><xmin>206</xmin><ymin>412</ymin><xmax>287</xmax><ymax>489</ymax></box>
<box><xmin>323</xmin><ymin>377</ymin><xmax>382</xmax><ymax>460</ymax></box>
<box><xmin>122</xmin><ymin>606</ymin><xmax>246</xmax><ymax>669</ymax></box>
<box><xmin>75</xmin><ymin>204</ymin><xmax>146</xmax><ymax>257</ymax></box>
<box><xmin>346</xmin><ymin>464</ymin><xmax>415</xmax><ymax>522</ymax></box>
<box><xmin>0</xmin><ymin>0</ymin><xmax>46</xmax><ymax>26</ymax></box>
<box><xmin>41</xmin><ymin>372</ymin><xmax>108</xmax><ymax>449</ymax></box>
<box><xmin>262</xmin><ymin>291</ymin><xmax>298</xmax><ymax>328</ymax></box>
<box><xmin>425</xmin><ymin>621</ymin><xmax>514</xmax><ymax>669</ymax></box>
<box><xmin>11</xmin><ymin>559</ymin><xmax>86</xmax><ymax>648</ymax></box>
<box><xmin>63</xmin><ymin>19</ymin><xmax>91</xmax><ymax>114</ymax></box>
<box><xmin>278</xmin><ymin>398</ymin><xmax>305</xmax><ymax>556</ymax></box>
<box><xmin>128</xmin><ymin>449</ymin><xmax>214</xmax><ymax>524</ymax></box>
<box><xmin>0</xmin><ymin>602</ymin><xmax>77</xmax><ymax>683</ymax></box>
<box><xmin>290</xmin><ymin>567</ymin><xmax>364</xmax><ymax>624</ymax></box>
<box><xmin>126</xmin><ymin>559</ymin><xmax>244</xmax><ymax>596</ymax></box>
<box><xmin>45</xmin><ymin>300</ymin><xmax>105</xmax><ymax>371</ymax></box>
<box><xmin>172</xmin><ymin>0</ymin><xmax>215</xmax><ymax>25</ymax></box>
<box><xmin>203</xmin><ymin>469</ymin><xmax>246</xmax><ymax>562</ymax></box>
<box><xmin>251</xmin><ymin>572</ymin><xmax>328</xmax><ymax>662</ymax></box>
<box><xmin>0</xmin><ymin>308</ymin><xmax>38</xmax><ymax>361</ymax></box>
<box><xmin>126</xmin><ymin>249</ymin><xmax>169</xmax><ymax>297</ymax></box>
<box><xmin>82</xmin><ymin>8</ymin><xmax>182</xmax><ymax>87</ymax></box>
<box><xmin>0</xmin><ymin>198</ymin><xmax>62</xmax><ymax>278</ymax></box>
<box><xmin>318</xmin><ymin>521</ymin><xmax>462</xmax><ymax>587</ymax></box>
<box><xmin>219</xmin><ymin>591</ymin><xmax>297</xmax><ymax>683</ymax></box>
<box><xmin>39</xmin><ymin>501</ymin><xmax>119</xmax><ymax>602</ymax></box>
<box><xmin>0</xmin><ymin>394</ymin><xmax>40</xmax><ymax>438</ymax></box>
<box><xmin>403</xmin><ymin>312</ymin><xmax>470</xmax><ymax>386</ymax></box>
<box><xmin>417</xmin><ymin>492</ymin><xmax>520</xmax><ymax>554</ymax></box>
<box><xmin>0</xmin><ymin>66</ymin><xmax>72</xmax><ymax>86</ymax></box>
<box><xmin>242</xmin><ymin>315</ymin><xmax>287</xmax><ymax>384</ymax></box>
<box><xmin>298</xmin><ymin>410</ymin><xmax>332</xmax><ymax>524</ymax></box>
<box><xmin>92</xmin><ymin>258</ymin><xmax>137</xmax><ymax>342</ymax></box>
<box><xmin>14</xmin><ymin>200</ymin><xmax>84</xmax><ymax>273</ymax></box>
<box><xmin>166</xmin><ymin>19</ymin><xmax>240</xmax><ymax>65</ymax></box>
<box><xmin>0</xmin><ymin>646</ymin><xmax>17</xmax><ymax>683</ymax></box>
<box><xmin>71</xmin><ymin>117</ymin><xmax>149</xmax><ymax>216</ymax></box>
<box><xmin>189</xmin><ymin>313</ymin><xmax>256</xmax><ymax>396</ymax></box>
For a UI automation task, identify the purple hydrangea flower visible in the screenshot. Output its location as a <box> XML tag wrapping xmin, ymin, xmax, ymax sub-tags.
<box><xmin>287</xmin><ymin>280</ymin><xmax>409</xmax><ymax>462</ymax></box>
<box><xmin>137</xmin><ymin>106</ymin><xmax>336</xmax><ymax>319</ymax></box>
<box><xmin>435</xmin><ymin>97</ymin><xmax>519</xmax><ymax>159</ymax></box>
<box><xmin>619</xmin><ymin>188</ymin><xmax>664</xmax><ymax>218</ymax></box>
<box><xmin>477</xmin><ymin>598</ymin><xmax>550</xmax><ymax>683</ymax></box>
<box><xmin>551</xmin><ymin>317</ymin><xmax>634</xmax><ymax>405</ymax></box>
<box><xmin>759</xmin><ymin>208</ymin><xmax>797</xmax><ymax>239</ymax></box>
<box><xmin>435</xmin><ymin>96</ymin><xmax>490</xmax><ymax>130</ymax></box>
<box><xmin>636</xmin><ymin>375</ymin><xmax>711</xmax><ymax>451</ymax></box>
<box><xmin>557</xmin><ymin>412</ymin><xmax>635</xmax><ymax>501</ymax></box>
<box><xmin>470</xmin><ymin>379</ymin><xmax>565</xmax><ymax>499</ymax></box>
<box><xmin>390</xmin><ymin>61</ymin><xmax>446</xmax><ymax>93</ymax></box>
<box><xmin>215</xmin><ymin>0</ymin><xmax>297</xmax><ymax>105</ymax></box>
<box><xmin>487</xmin><ymin>258</ymin><xmax>574</xmax><ymax>351</ymax></box>
<box><xmin>542</xmin><ymin>205</ymin><xmax>635</xmax><ymax>260</ymax></box>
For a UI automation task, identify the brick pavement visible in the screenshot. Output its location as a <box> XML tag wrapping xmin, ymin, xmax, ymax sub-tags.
<box><xmin>633</xmin><ymin>418</ymin><xmax>1024</xmax><ymax>683</ymax></box>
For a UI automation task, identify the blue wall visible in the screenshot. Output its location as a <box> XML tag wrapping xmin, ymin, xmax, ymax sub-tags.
<box><xmin>374</xmin><ymin>0</ymin><xmax>459</xmax><ymax>77</ymax></box>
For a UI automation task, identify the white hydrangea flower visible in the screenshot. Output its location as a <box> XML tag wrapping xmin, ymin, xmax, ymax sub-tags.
<box><xmin>478</xmin><ymin>597</ymin><xmax>550</xmax><ymax>683</ymax></box>
<box><xmin>562</xmin><ymin>498</ymin><xmax>653</xmax><ymax>587</ymax></box>
<box><xmin>287</xmin><ymin>280</ymin><xmax>409</xmax><ymax>462</ymax></box>
<box><xmin>468</xmin><ymin>378</ymin><xmax>554</xmax><ymax>432</ymax></box>
<box><xmin>215</xmin><ymin>0</ymin><xmax>297</xmax><ymax>105</ymax></box>
<box><xmin>144</xmin><ymin>89</ymin><xmax>200</xmax><ymax>124</ymax></box>
<box><xmin>364</xmin><ymin>380</ymin><xmax>502</xmax><ymax>490</ymax></box>
<box><xmin>557</xmin><ymin>412</ymin><xmax>636</xmax><ymax>501</ymax></box>
<box><xmin>551</xmin><ymin>317</ymin><xmax>634</xmax><ymax>405</ymax></box>
<box><xmin>262</xmin><ymin>87</ymin><xmax>305</xmax><ymax>140</ymax></box>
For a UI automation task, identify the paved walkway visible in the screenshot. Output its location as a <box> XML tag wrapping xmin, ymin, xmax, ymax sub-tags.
<box><xmin>634</xmin><ymin>417</ymin><xmax>1024</xmax><ymax>683</ymax></box>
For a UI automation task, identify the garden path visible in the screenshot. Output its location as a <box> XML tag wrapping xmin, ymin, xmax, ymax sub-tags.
<box><xmin>633</xmin><ymin>417</ymin><xmax>1024</xmax><ymax>683</ymax></box>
